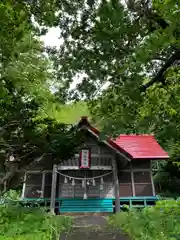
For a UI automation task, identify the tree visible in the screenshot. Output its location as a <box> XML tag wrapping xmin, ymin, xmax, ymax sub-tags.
<box><xmin>0</xmin><ymin>2</ymin><xmax>83</xmax><ymax>191</ymax></box>
<box><xmin>46</xmin><ymin>0</ymin><xmax>180</xmax><ymax>195</ymax></box>
<box><xmin>50</xmin><ymin>0</ymin><xmax>180</xmax><ymax>141</ymax></box>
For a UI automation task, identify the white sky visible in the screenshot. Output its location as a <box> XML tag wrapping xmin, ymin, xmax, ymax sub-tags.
<box><xmin>40</xmin><ymin>0</ymin><xmax>127</xmax><ymax>93</ymax></box>
<box><xmin>41</xmin><ymin>27</ymin><xmax>110</xmax><ymax>91</ymax></box>
<box><xmin>41</xmin><ymin>27</ymin><xmax>80</xmax><ymax>89</ymax></box>
<box><xmin>40</xmin><ymin>27</ymin><xmax>62</xmax><ymax>47</ymax></box>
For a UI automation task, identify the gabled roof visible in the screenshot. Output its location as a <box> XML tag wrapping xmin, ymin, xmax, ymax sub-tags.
<box><xmin>113</xmin><ymin>135</ymin><xmax>169</xmax><ymax>160</ymax></box>
<box><xmin>78</xmin><ymin>116</ymin><xmax>169</xmax><ymax>160</ymax></box>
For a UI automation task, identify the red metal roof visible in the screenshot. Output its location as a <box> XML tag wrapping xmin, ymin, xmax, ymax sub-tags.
<box><xmin>113</xmin><ymin>135</ymin><xmax>169</xmax><ymax>159</ymax></box>
<box><xmin>78</xmin><ymin>117</ymin><xmax>169</xmax><ymax>160</ymax></box>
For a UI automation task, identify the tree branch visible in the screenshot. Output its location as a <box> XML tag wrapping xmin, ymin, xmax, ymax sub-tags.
<box><xmin>126</xmin><ymin>0</ymin><xmax>169</xmax><ymax>30</ymax></box>
<box><xmin>0</xmin><ymin>153</ymin><xmax>46</xmax><ymax>186</ymax></box>
<box><xmin>140</xmin><ymin>50</ymin><xmax>180</xmax><ymax>91</ymax></box>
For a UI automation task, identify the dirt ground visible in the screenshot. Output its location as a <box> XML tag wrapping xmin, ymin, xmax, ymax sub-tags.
<box><xmin>60</xmin><ymin>216</ymin><xmax>130</xmax><ymax>240</ymax></box>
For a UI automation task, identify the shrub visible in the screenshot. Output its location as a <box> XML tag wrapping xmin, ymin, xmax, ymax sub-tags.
<box><xmin>0</xmin><ymin>202</ymin><xmax>72</xmax><ymax>240</ymax></box>
<box><xmin>107</xmin><ymin>200</ymin><xmax>180</xmax><ymax>240</ymax></box>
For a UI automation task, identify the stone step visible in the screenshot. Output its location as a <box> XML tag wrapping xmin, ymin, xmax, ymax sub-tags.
<box><xmin>61</xmin><ymin>228</ymin><xmax>130</xmax><ymax>240</ymax></box>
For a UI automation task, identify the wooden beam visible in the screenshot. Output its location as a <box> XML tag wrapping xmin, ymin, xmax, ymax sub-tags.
<box><xmin>26</xmin><ymin>170</ymin><xmax>52</xmax><ymax>173</ymax></box>
<box><xmin>74</xmin><ymin>153</ymin><xmax>112</xmax><ymax>158</ymax></box>
<box><xmin>112</xmin><ymin>155</ymin><xmax>120</xmax><ymax>212</ymax></box>
<box><xmin>50</xmin><ymin>165</ymin><xmax>57</xmax><ymax>214</ymax></box>
<box><xmin>119</xmin><ymin>169</ymin><xmax>151</xmax><ymax>172</ymax></box>
<box><xmin>57</xmin><ymin>166</ymin><xmax>112</xmax><ymax>170</ymax></box>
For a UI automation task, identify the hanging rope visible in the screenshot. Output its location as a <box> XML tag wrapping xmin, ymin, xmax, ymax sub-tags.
<box><xmin>56</xmin><ymin>170</ymin><xmax>113</xmax><ymax>181</ymax></box>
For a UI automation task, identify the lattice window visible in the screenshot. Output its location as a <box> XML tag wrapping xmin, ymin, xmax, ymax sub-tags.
<box><xmin>118</xmin><ymin>172</ymin><xmax>132</xmax><ymax>197</ymax></box>
<box><xmin>25</xmin><ymin>173</ymin><xmax>42</xmax><ymax>198</ymax></box>
<box><xmin>133</xmin><ymin>171</ymin><xmax>153</xmax><ymax>196</ymax></box>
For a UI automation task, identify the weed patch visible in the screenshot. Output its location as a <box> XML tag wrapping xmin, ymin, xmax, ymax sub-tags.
<box><xmin>107</xmin><ymin>200</ymin><xmax>180</xmax><ymax>240</ymax></box>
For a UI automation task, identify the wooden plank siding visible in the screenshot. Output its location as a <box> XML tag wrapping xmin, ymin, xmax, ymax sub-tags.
<box><xmin>58</xmin><ymin>137</ymin><xmax>113</xmax><ymax>170</ymax></box>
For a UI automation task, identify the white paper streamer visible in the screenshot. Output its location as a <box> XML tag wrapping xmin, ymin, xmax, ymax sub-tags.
<box><xmin>83</xmin><ymin>192</ymin><xmax>87</xmax><ymax>199</ymax></box>
<box><xmin>64</xmin><ymin>177</ymin><xmax>68</xmax><ymax>184</ymax></box>
<box><xmin>72</xmin><ymin>179</ymin><xmax>75</xmax><ymax>186</ymax></box>
<box><xmin>82</xmin><ymin>180</ymin><xmax>85</xmax><ymax>188</ymax></box>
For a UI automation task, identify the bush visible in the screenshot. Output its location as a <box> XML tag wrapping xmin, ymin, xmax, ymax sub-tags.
<box><xmin>0</xmin><ymin>202</ymin><xmax>72</xmax><ymax>240</ymax></box>
<box><xmin>107</xmin><ymin>200</ymin><xmax>180</xmax><ymax>240</ymax></box>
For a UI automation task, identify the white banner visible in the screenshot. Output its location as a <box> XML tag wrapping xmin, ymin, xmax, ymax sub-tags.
<box><xmin>80</xmin><ymin>149</ymin><xmax>90</xmax><ymax>168</ymax></box>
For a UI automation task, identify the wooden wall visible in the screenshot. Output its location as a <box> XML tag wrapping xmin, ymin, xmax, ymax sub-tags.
<box><xmin>58</xmin><ymin>134</ymin><xmax>113</xmax><ymax>169</ymax></box>
<box><xmin>118</xmin><ymin>160</ymin><xmax>154</xmax><ymax>197</ymax></box>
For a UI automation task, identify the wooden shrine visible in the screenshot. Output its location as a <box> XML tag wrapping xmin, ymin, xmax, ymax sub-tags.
<box><xmin>21</xmin><ymin>117</ymin><xmax>169</xmax><ymax>214</ymax></box>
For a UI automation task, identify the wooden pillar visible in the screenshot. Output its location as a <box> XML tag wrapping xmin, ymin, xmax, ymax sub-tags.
<box><xmin>83</xmin><ymin>171</ymin><xmax>87</xmax><ymax>199</ymax></box>
<box><xmin>131</xmin><ymin>164</ymin><xmax>135</xmax><ymax>196</ymax></box>
<box><xmin>112</xmin><ymin>155</ymin><xmax>120</xmax><ymax>212</ymax></box>
<box><xmin>41</xmin><ymin>172</ymin><xmax>45</xmax><ymax>198</ymax></box>
<box><xmin>21</xmin><ymin>173</ymin><xmax>27</xmax><ymax>199</ymax></box>
<box><xmin>150</xmin><ymin>161</ymin><xmax>156</xmax><ymax>196</ymax></box>
<box><xmin>50</xmin><ymin>164</ymin><xmax>58</xmax><ymax>213</ymax></box>
<box><xmin>150</xmin><ymin>171</ymin><xmax>156</xmax><ymax>196</ymax></box>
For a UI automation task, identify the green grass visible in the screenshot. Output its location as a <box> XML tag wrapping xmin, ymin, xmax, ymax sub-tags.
<box><xmin>0</xmin><ymin>203</ymin><xmax>73</xmax><ymax>240</ymax></box>
<box><xmin>40</xmin><ymin>100</ymin><xmax>91</xmax><ymax>124</ymax></box>
<box><xmin>107</xmin><ymin>200</ymin><xmax>180</xmax><ymax>240</ymax></box>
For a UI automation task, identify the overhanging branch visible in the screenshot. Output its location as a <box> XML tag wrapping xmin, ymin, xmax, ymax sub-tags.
<box><xmin>140</xmin><ymin>50</ymin><xmax>180</xmax><ymax>91</ymax></box>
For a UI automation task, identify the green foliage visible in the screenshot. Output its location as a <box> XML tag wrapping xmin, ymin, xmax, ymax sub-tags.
<box><xmin>2</xmin><ymin>190</ymin><xmax>21</xmax><ymax>201</ymax></box>
<box><xmin>1</xmin><ymin>0</ymin><xmax>179</xmax><ymax>198</ymax></box>
<box><xmin>0</xmin><ymin>1</ymin><xmax>88</xmax><ymax>189</ymax></box>
<box><xmin>0</xmin><ymin>203</ymin><xmax>72</xmax><ymax>240</ymax></box>
<box><xmin>47</xmin><ymin>0</ymin><xmax>180</xmax><ymax>194</ymax></box>
<box><xmin>108</xmin><ymin>200</ymin><xmax>180</xmax><ymax>240</ymax></box>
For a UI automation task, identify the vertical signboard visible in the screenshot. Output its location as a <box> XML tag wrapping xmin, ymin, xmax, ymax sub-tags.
<box><xmin>79</xmin><ymin>149</ymin><xmax>91</xmax><ymax>169</ymax></box>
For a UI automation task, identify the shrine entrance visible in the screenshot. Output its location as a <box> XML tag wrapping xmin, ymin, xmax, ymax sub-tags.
<box><xmin>49</xmin><ymin>133</ymin><xmax>121</xmax><ymax>213</ymax></box>
<box><xmin>56</xmin><ymin>169</ymin><xmax>114</xmax><ymax>213</ymax></box>
<box><xmin>57</xmin><ymin>170</ymin><xmax>114</xmax><ymax>199</ymax></box>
